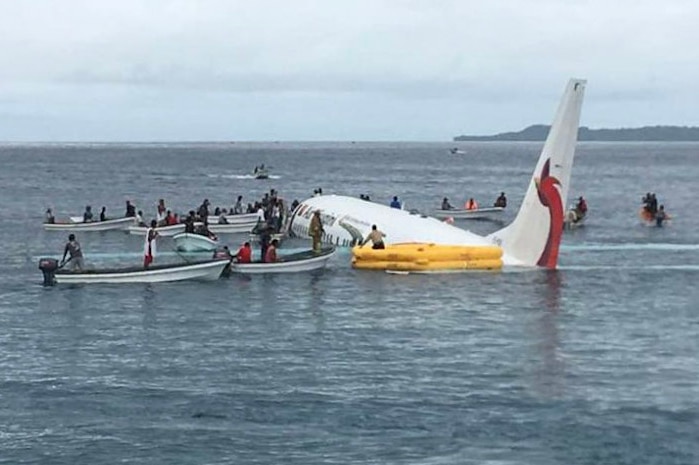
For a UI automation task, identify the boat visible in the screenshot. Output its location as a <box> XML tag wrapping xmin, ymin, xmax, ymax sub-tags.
<box><xmin>173</xmin><ymin>233</ymin><xmax>219</xmax><ymax>252</ymax></box>
<box><xmin>249</xmin><ymin>232</ymin><xmax>285</xmax><ymax>244</ymax></box>
<box><xmin>43</xmin><ymin>216</ymin><xmax>136</xmax><ymax>232</ymax></box>
<box><xmin>253</xmin><ymin>167</ymin><xmax>270</xmax><ymax>179</ymax></box>
<box><xmin>208</xmin><ymin>222</ymin><xmax>258</xmax><ymax>234</ymax></box>
<box><xmin>287</xmin><ymin>79</ymin><xmax>586</xmax><ymax>269</ymax></box>
<box><xmin>639</xmin><ymin>207</ymin><xmax>671</xmax><ymax>227</ymax></box>
<box><xmin>207</xmin><ymin>213</ymin><xmax>260</xmax><ymax>224</ymax></box>
<box><xmin>230</xmin><ymin>247</ymin><xmax>336</xmax><ymax>274</ymax></box>
<box><xmin>449</xmin><ymin>148</ymin><xmax>466</xmax><ymax>155</ymax></box>
<box><xmin>433</xmin><ymin>207</ymin><xmax>504</xmax><ymax>221</ymax></box>
<box><xmin>564</xmin><ymin>208</ymin><xmax>586</xmax><ymax>229</ymax></box>
<box><xmin>38</xmin><ymin>257</ymin><xmax>229</xmax><ymax>285</ymax></box>
<box><xmin>127</xmin><ymin>224</ymin><xmax>185</xmax><ymax>236</ymax></box>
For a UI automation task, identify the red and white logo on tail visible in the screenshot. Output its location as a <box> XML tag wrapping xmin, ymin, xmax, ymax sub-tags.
<box><xmin>488</xmin><ymin>79</ymin><xmax>586</xmax><ymax>268</ymax></box>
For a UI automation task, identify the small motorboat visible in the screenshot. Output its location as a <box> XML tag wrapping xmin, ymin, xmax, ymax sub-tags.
<box><xmin>127</xmin><ymin>224</ymin><xmax>185</xmax><ymax>236</ymax></box>
<box><xmin>173</xmin><ymin>233</ymin><xmax>219</xmax><ymax>252</ymax></box>
<box><xmin>230</xmin><ymin>247</ymin><xmax>336</xmax><ymax>274</ymax></box>
<box><xmin>449</xmin><ymin>148</ymin><xmax>466</xmax><ymax>155</ymax></box>
<box><xmin>43</xmin><ymin>216</ymin><xmax>136</xmax><ymax>232</ymax></box>
<box><xmin>639</xmin><ymin>207</ymin><xmax>671</xmax><ymax>227</ymax></box>
<box><xmin>38</xmin><ymin>257</ymin><xmax>229</xmax><ymax>285</ymax></box>
<box><xmin>208</xmin><ymin>221</ymin><xmax>259</xmax><ymax>234</ymax></box>
<box><xmin>433</xmin><ymin>207</ymin><xmax>504</xmax><ymax>221</ymax></box>
<box><xmin>254</xmin><ymin>169</ymin><xmax>270</xmax><ymax>180</ymax></box>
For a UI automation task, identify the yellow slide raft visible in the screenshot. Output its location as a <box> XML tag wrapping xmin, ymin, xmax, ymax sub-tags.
<box><xmin>352</xmin><ymin>243</ymin><xmax>503</xmax><ymax>272</ymax></box>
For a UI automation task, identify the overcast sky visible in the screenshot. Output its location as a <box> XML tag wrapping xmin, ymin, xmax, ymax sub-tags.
<box><xmin>1</xmin><ymin>0</ymin><xmax>698</xmax><ymax>141</ymax></box>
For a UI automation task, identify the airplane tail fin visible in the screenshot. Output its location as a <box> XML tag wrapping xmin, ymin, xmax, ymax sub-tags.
<box><xmin>488</xmin><ymin>79</ymin><xmax>586</xmax><ymax>268</ymax></box>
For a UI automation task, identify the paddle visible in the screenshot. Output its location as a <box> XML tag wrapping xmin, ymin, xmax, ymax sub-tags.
<box><xmin>58</xmin><ymin>257</ymin><xmax>72</xmax><ymax>269</ymax></box>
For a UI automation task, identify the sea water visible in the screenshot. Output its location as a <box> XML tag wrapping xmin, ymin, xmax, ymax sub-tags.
<box><xmin>1</xmin><ymin>142</ymin><xmax>698</xmax><ymax>464</ymax></box>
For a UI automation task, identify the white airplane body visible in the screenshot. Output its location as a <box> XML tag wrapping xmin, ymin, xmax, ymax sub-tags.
<box><xmin>288</xmin><ymin>79</ymin><xmax>587</xmax><ymax>269</ymax></box>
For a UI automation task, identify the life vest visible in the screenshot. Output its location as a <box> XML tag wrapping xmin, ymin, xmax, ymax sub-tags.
<box><xmin>465</xmin><ymin>199</ymin><xmax>478</xmax><ymax>210</ymax></box>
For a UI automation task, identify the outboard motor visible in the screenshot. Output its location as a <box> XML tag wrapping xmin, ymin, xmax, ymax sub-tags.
<box><xmin>38</xmin><ymin>258</ymin><xmax>58</xmax><ymax>286</ymax></box>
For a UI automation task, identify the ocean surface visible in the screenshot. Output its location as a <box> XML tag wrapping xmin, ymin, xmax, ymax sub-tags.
<box><xmin>1</xmin><ymin>141</ymin><xmax>698</xmax><ymax>464</ymax></box>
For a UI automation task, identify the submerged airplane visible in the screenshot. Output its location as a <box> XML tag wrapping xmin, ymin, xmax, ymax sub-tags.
<box><xmin>288</xmin><ymin>79</ymin><xmax>586</xmax><ymax>269</ymax></box>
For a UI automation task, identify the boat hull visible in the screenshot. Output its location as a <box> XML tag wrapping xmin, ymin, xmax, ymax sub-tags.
<box><xmin>433</xmin><ymin>207</ymin><xmax>504</xmax><ymax>220</ymax></box>
<box><xmin>44</xmin><ymin>217</ymin><xmax>136</xmax><ymax>231</ymax></box>
<box><xmin>173</xmin><ymin>233</ymin><xmax>219</xmax><ymax>252</ymax></box>
<box><xmin>207</xmin><ymin>213</ymin><xmax>260</xmax><ymax>224</ymax></box>
<box><xmin>54</xmin><ymin>259</ymin><xmax>229</xmax><ymax>284</ymax></box>
<box><xmin>128</xmin><ymin>224</ymin><xmax>185</xmax><ymax>236</ymax></box>
<box><xmin>208</xmin><ymin>222</ymin><xmax>258</xmax><ymax>234</ymax></box>
<box><xmin>231</xmin><ymin>248</ymin><xmax>335</xmax><ymax>274</ymax></box>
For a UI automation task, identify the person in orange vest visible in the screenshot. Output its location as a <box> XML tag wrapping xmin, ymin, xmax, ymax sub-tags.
<box><xmin>465</xmin><ymin>198</ymin><xmax>479</xmax><ymax>210</ymax></box>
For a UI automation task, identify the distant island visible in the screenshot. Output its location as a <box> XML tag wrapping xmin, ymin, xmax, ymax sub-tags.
<box><xmin>454</xmin><ymin>125</ymin><xmax>699</xmax><ymax>141</ymax></box>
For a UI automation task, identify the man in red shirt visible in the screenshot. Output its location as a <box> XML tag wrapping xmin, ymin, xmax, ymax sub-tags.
<box><xmin>236</xmin><ymin>242</ymin><xmax>252</xmax><ymax>263</ymax></box>
<box><xmin>264</xmin><ymin>239</ymin><xmax>279</xmax><ymax>263</ymax></box>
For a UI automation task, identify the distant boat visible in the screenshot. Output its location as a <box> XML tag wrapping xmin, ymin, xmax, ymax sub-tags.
<box><xmin>43</xmin><ymin>216</ymin><xmax>135</xmax><ymax>232</ymax></box>
<box><xmin>253</xmin><ymin>165</ymin><xmax>270</xmax><ymax>179</ymax></box>
<box><xmin>433</xmin><ymin>207</ymin><xmax>504</xmax><ymax>221</ymax></box>
<box><xmin>449</xmin><ymin>148</ymin><xmax>466</xmax><ymax>155</ymax></box>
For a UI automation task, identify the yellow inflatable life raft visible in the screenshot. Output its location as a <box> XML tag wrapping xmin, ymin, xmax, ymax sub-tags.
<box><xmin>351</xmin><ymin>243</ymin><xmax>504</xmax><ymax>272</ymax></box>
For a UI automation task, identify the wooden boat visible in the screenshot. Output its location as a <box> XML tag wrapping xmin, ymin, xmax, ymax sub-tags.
<box><xmin>230</xmin><ymin>247</ymin><xmax>335</xmax><ymax>274</ymax></box>
<box><xmin>433</xmin><ymin>207</ymin><xmax>504</xmax><ymax>221</ymax></box>
<box><xmin>43</xmin><ymin>216</ymin><xmax>136</xmax><ymax>232</ymax></box>
<box><xmin>39</xmin><ymin>257</ymin><xmax>229</xmax><ymax>285</ymax></box>
<box><xmin>173</xmin><ymin>232</ymin><xmax>219</xmax><ymax>252</ymax></box>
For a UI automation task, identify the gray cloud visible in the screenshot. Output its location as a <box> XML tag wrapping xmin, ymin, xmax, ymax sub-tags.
<box><xmin>1</xmin><ymin>0</ymin><xmax>699</xmax><ymax>140</ymax></box>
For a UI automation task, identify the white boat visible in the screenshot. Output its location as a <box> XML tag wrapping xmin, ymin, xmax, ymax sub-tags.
<box><xmin>231</xmin><ymin>247</ymin><xmax>335</xmax><ymax>274</ymax></box>
<box><xmin>43</xmin><ymin>216</ymin><xmax>136</xmax><ymax>232</ymax></box>
<box><xmin>287</xmin><ymin>79</ymin><xmax>586</xmax><ymax>269</ymax></box>
<box><xmin>40</xmin><ymin>258</ymin><xmax>229</xmax><ymax>284</ymax></box>
<box><xmin>433</xmin><ymin>207</ymin><xmax>504</xmax><ymax>221</ymax></box>
<box><xmin>208</xmin><ymin>222</ymin><xmax>257</xmax><ymax>234</ymax></box>
<box><xmin>564</xmin><ymin>208</ymin><xmax>586</xmax><ymax>229</ymax></box>
<box><xmin>173</xmin><ymin>233</ymin><xmax>219</xmax><ymax>252</ymax></box>
<box><xmin>207</xmin><ymin>213</ymin><xmax>259</xmax><ymax>224</ymax></box>
<box><xmin>127</xmin><ymin>224</ymin><xmax>185</xmax><ymax>236</ymax></box>
<box><xmin>254</xmin><ymin>169</ymin><xmax>270</xmax><ymax>180</ymax></box>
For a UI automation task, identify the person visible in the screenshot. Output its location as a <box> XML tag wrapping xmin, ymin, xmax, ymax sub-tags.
<box><xmin>264</xmin><ymin>239</ymin><xmax>279</xmax><ymax>263</ymax></box>
<box><xmin>390</xmin><ymin>196</ymin><xmax>401</xmax><ymax>209</ymax></box>
<box><xmin>235</xmin><ymin>242</ymin><xmax>252</xmax><ymax>263</ymax></box>
<box><xmin>156</xmin><ymin>199</ymin><xmax>166</xmax><ymax>225</ymax></box>
<box><xmin>99</xmin><ymin>206</ymin><xmax>107</xmax><ymax>222</ymax></box>
<box><xmin>184</xmin><ymin>215</ymin><xmax>196</xmax><ymax>234</ymax></box>
<box><xmin>218</xmin><ymin>211</ymin><xmax>229</xmax><ymax>224</ymax></box>
<box><xmin>313</xmin><ymin>189</ymin><xmax>320</xmax><ymax>197</ymax></box>
<box><xmin>575</xmin><ymin>196</ymin><xmax>588</xmax><ymax>218</ymax></box>
<box><xmin>45</xmin><ymin>208</ymin><xmax>55</xmax><ymax>224</ymax></box>
<box><xmin>259</xmin><ymin>225</ymin><xmax>272</xmax><ymax>262</ymax></box>
<box><xmin>290</xmin><ymin>199</ymin><xmax>300</xmax><ymax>212</ymax></box>
<box><xmin>465</xmin><ymin>198</ymin><xmax>478</xmax><ymax>210</ymax></box>
<box><xmin>233</xmin><ymin>195</ymin><xmax>244</xmax><ymax>214</ymax></box>
<box><xmin>361</xmin><ymin>224</ymin><xmax>386</xmax><ymax>249</ymax></box>
<box><xmin>61</xmin><ymin>233</ymin><xmax>84</xmax><ymax>271</ymax></box>
<box><xmin>271</xmin><ymin>202</ymin><xmax>281</xmax><ymax>232</ymax></box>
<box><xmin>196</xmin><ymin>220</ymin><xmax>217</xmax><ymax>240</ymax></box>
<box><xmin>256</xmin><ymin>205</ymin><xmax>266</xmax><ymax>222</ymax></box>
<box><xmin>135</xmin><ymin>210</ymin><xmax>146</xmax><ymax>227</ymax></box>
<box><xmin>143</xmin><ymin>220</ymin><xmax>158</xmax><ymax>268</ymax></box>
<box><xmin>649</xmin><ymin>193</ymin><xmax>658</xmax><ymax>215</ymax></box>
<box><xmin>309</xmin><ymin>210</ymin><xmax>324</xmax><ymax>252</ymax></box>
<box><xmin>165</xmin><ymin>210</ymin><xmax>177</xmax><ymax>225</ymax></box>
<box><xmin>197</xmin><ymin>199</ymin><xmax>210</xmax><ymax>220</ymax></box>
<box><xmin>83</xmin><ymin>205</ymin><xmax>93</xmax><ymax>222</ymax></box>
<box><xmin>125</xmin><ymin>200</ymin><xmax>136</xmax><ymax>217</ymax></box>
<box><xmin>655</xmin><ymin>205</ymin><xmax>668</xmax><ymax>227</ymax></box>
<box><xmin>494</xmin><ymin>192</ymin><xmax>507</xmax><ymax>208</ymax></box>
<box><xmin>441</xmin><ymin>197</ymin><xmax>453</xmax><ymax>210</ymax></box>
<box><xmin>213</xmin><ymin>246</ymin><xmax>232</xmax><ymax>260</ymax></box>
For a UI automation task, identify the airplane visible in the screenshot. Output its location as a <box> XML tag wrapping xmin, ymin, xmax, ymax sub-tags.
<box><xmin>287</xmin><ymin>79</ymin><xmax>586</xmax><ymax>269</ymax></box>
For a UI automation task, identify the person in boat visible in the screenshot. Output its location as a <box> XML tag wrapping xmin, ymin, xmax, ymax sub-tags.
<box><xmin>213</xmin><ymin>246</ymin><xmax>233</xmax><ymax>260</ymax></box>
<box><xmin>136</xmin><ymin>210</ymin><xmax>147</xmax><ymax>227</ymax></box>
<box><xmin>254</xmin><ymin>166</ymin><xmax>258</xmax><ymax>174</ymax></box>
<box><xmin>655</xmin><ymin>205</ymin><xmax>668</xmax><ymax>227</ymax></box>
<box><xmin>494</xmin><ymin>192</ymin><xmax>507</xmax><ymax>208</ymax></box>
<box><xmin>125</xmin><ymin>200</ymin><xmax>136</xmax><ymax>217</ymax></box>
<box><xmin>575</xmin><ymin>196</ymin><xmax>588</xmax><ymax>219</ymax></box>
<box><xmin>197</xmin><ymin>199</ymin><xmax>210</xmax><ymax>220</ymax></box>
<box><xmin>83</xmin><ymin>205</ymin><xmax>94</xmax><ymax>222</ymax></box>
<box><xmin>218</xmin><ymin>210</ymin><xmax>229</xmax><ymax>224</ymax></box>
<box><xmin>99</xmin><ymin>206</ymin><xmax>107</xmax><ymax>222</ymax></box>
<box><xmin>259</xmin><ymin>225</ymin><xmax>272</xmax><ymax>262</ymax></box>
<box><xmin>213</xmin><ymin>206</ymin><xmax>221</xmax><ymax>216</ymax></box>
<box><xmin>184</xmin><ymin>215</ymin><xmax>196</xmax><ymax>234</ymax></box>
<box><xmin>156</xmin><ymin>199</ymin><xmax>166</xmax><ymax>225</ymax></box>
<box><xmin>264</xmin><ymin>239</ymin><xmax>280</xmax><ymax>263</ymax></box>
<box><xmin>390</xmin><ymin>196</ymin><xmax>402</xmax><ymax>209</ymax></box>
<box><xmin>360</xmin><ymin>225</ymin><xmax>386</xmax><ymax>250</ymax></box>
<box><xmin>143</xmin><ymin>220</ymin><xmax>158</xmax><ymax>268</ymax></box>
<box><xmin>271</xmin><ymin>202</ymin><xmax>281</xmax><ymax>233</ymax></box>
<box><xmin>196</xmin><ymin>220</ymin><xmax>217</xmax><ymax>240</ymax></box>
<box><xmin>465</xmin><ymin>198</ymin><xmax>479</xmax><ymax>210</ymax></box>
<box><xmin>165</xmin><ymin>210</ymin><xmax>176</xmax><ymax>225</ymax></box>
<box><xmin>649</xmin><ymin>193</ymin><xmax>658</xmax><ymax>215</ymax></box>
<box><xmin>235</xmin><ymin>241</ymin><xmax>252</xmax><ymax>263</ymax></box>
<box><xmin>45</xmin><ymin>208</ymin><xmax>55</xmax><ymax>224</ymax></box>
<box><xmin>61</xmin><ymin>233</ymin><xmax>84</xmax><ymax>271</ymax></box>
<box><xmin>441</xmin><ymin>197</ymin><xmax>453</xmax><ymax>210</ymax></box>
<box><xmin>233</xmin><ymin>196</ymin><xmax>244</xmax><ymax>214</ymax></box>
<box><xmin>309</xmin><ymin>210</ymin><xmax>324</xmax><ymax>253</ymax></box>
<box><xmin>290</xmin><ymin>199</ymin><xmax>300</xmax><ymax>212</ymax></box>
